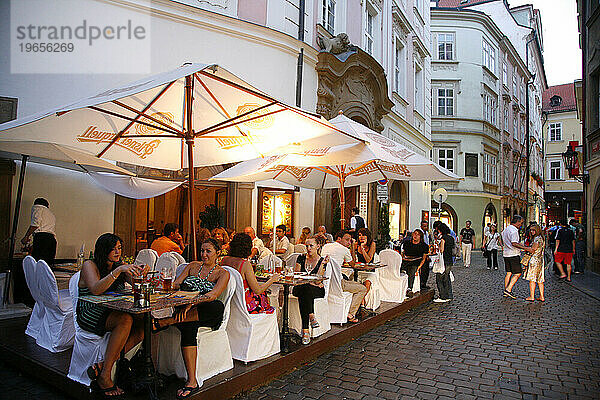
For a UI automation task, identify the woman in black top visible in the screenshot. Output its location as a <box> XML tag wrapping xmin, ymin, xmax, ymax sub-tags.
<box><xmin>434</xmin><ymin>223</ymin><xmax>454</xmax><ymax>302</ymax></box>
<box><xmin>401</xmin><ymin>230</ymin><xmax>429</xmax><ymax>296</ymax></box>
<box><xmin>78</xmin><ymin>233</ymin><xmax>146</xmax><ymax>397</ymax></box>
<box><xmin>293</xmin><ymin>236</ymin><xmax>328</xmax><ymax>345</ymax></box>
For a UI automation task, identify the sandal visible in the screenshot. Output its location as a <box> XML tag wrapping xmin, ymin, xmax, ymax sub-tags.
<box><xmin>87</xmin><ymin>362</ymin><xmax>101</xmax><ymax>381</ymax></box>
<box><xmin>152</xmin><ymin>318</ymin><xmax>169</xmax><ymax>333</ymax></box>
<box><xmin>302</xmin><ymin>331</ymin><xmax>311</xmax><ymax>345</ymax></box>
<box><xmin>310</xmin><ymin>318</ymin><xmax>320</xmax><ymax>329</ymax></box>
<box><xmin>347</xmin><ymin>315</ymin><xmax>359</xmax><ymax>323</ymax></box>
<box><xmin>176</xmin><ymin>385</ymin><xmax>200</xmax><ymax>399</ymax></box>
<box><xmin>91</xmin><ymin>381</ymin><xmax>124</xmax><ymax>398</ymax></box>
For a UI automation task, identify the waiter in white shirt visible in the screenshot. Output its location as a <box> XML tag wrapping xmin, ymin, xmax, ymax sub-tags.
<box><xmin>21</xmin><ymin>198</ymin><xmax>57</xmax><ymax>266</ymax></box>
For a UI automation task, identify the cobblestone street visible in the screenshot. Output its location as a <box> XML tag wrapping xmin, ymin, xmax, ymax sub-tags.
<box><xmin>2</xmin><ymin>253</ymin><xmax>599</xmax><ymax>399</ymax></box>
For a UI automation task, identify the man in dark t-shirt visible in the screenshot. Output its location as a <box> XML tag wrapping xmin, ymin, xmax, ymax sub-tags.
<box><xmin>555</xmin><ymin>219</ymin><xmax>575</xmax><ymax>281</ymax></box>
<box><xmin>401</xmin><ymin>231</ymin><xmax>429</xmax><ymax>295</ymax></box>
<box><xmin>459</xmin><ymin>221</ymin><xmax>476</xmax><ymax>268</ymax></box>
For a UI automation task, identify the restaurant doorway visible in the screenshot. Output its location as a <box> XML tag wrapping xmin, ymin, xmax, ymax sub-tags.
<box><xmin>388</xmin><ymin>181</ymin><xmax>407</xmax><ymax>239</ymax></box>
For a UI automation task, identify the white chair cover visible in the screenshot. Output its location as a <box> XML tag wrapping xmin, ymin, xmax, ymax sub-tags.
<box><xmin>378</xmin><ymin>250</ymin><xmax>408</xmax><ymax>303</ymax></box>
<box><xmin>283</xmin><ymin>243</ymin><xmax>295</xmax><ymax>261</ymax></box>
<box><xmin>285</xmin><ymin>253</ymin><xmax>302</xmax><ymax>268</ymax></box>
<box><xmin>151</xmin><ymin>262</ymin><xmax>188</xmax><ymax>319</ymax></box>
<box><xmin>259</xmin><ymin>254</ymin><xmax>282</xmax><ymax>272</ymax></box>
<box><xmin>294</xmin><ymin>244</ymin><xmax>307</xmax><ymax>254</ymax></box>
<box><xmin>134</xmin><ymin>248</ymin><xmax>158</xmax><ymax>269</ymax></box>
<box><xmin>226</xmin><ymin>268</ymin><xmax>280</xmax><ymax>362</ymax></box>
<box><xmin>171</xmin><ymin>252</ymin><xmax>186</xmax><ymax>266</ymax></box>
<box><xmin>156</xmin><ymin>266</ymin><xmax>236</xmax><ymax>385</ymax></box>
<box><xmin>326</xmin><ymin>259</ymin><xmax>353</xmax><ymax>324</ymax></box>
<box><xmin>155</xmin><ymin>252</ymin><xmax>181</xmax><ymax>275</ymax></box>
<box><xmin>288</xmin><ymin>262</ymin><xmax>332</xmax><ymax>337</ymax></box>
<box><xmin>23</xmin><ymin>255</ymin><xmax>44</xmax><ymax>339</ymax></box>
<box><xmin>34</xmin><ymin>259</ymin><xmax>74</xmax><ymax>352</ymax></box>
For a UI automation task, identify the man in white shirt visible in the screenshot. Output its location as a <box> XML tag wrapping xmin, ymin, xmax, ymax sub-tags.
<box><xmin>348</xmin><ymin>207</ymin><xmax>365</xmax><ymax>238</ymax></box>
<box><xmin>21</xmin><ymin>198</ymin><xmax>57</xmax><ymax>265</ymax></box>
<box><xmin>273</xmin><ymin>224</ymin><xmax>291</xmax><ymax>258</ymax></box>
<box><xmin>501</xmin><ymin>215</ymin><xmax>527</xmax><ymax>298</ymax></box>
<box><xmin>322</xmin><ymin>230</ymin><xmax>367</xmax><ymax>322</ymax></box>
<box><xmin>244</xmin><ymin>226</ymin><xmax>270</xmax><ymax>259</ymax></box>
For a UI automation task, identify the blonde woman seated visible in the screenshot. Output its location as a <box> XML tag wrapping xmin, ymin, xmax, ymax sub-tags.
<box><xmin>293</xmin><ymin>236</ymin><xmax>329</xmax><ymax>344</ymax></box>
<box><xmin>152</xmin><ymin>238</ymin><xmax>229</xmax><ymax>399</ymax></box>
<box><xmin>221</xmin><ymin>233</ymin><xmax>280</xmax><ymax>314</ymax></box>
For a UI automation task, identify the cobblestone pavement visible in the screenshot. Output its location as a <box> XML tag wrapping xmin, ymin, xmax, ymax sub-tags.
<box><xmin>2</xmin><ymin>253</ymin><xmax>600</xmax><ymax>399</ymax></box>
<box><xmin>239</xmin><ymin>252</ymin><xmax>600</xmax><ymax>400</ymax></box>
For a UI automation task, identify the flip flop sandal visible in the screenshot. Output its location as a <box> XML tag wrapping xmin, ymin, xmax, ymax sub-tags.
<box><xmin>310</xmin><ymin>319</ymin><xmax>320</xmax><ymax>329</ymax></box>
<box><xmin>91</xmin><ymin>382</ymin><xmax>124</xmax><ymax>399</ymax></box>
<box><xmin>86</xmin><ymin>362</ymin><xmax>101</xmax><ymax>381</ymax></box>
<box><xmin>347</xmin><ymin>316</ymin><xmax>359</xmax><ymax>323</ymax></box>
<box><xmin>176</xmin><ymin>386</ymin><xmax>200</xmax><ymax>399</ymax></box>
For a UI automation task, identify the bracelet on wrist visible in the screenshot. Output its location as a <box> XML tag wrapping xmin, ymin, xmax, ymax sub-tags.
<box><xmin>110</xmin><ymin>270</ymin><xmax>117</xmax><ymax>279</ymax></box>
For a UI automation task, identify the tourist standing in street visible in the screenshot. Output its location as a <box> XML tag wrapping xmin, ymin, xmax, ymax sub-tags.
<box><xmin>501</xmin><ymin>215</ymin><xmax>528</xmax><ymax>298</ymax></box>
<box><xmin>459</xmin><ymin>221</ymin><xmax>475</xmax><ymax>268</ymax></box>
<box><xmin>417</xmin><ymin>220</ymin><xmax>433</xmax><ymax>289</ymax></box>
<box><xmin>482</xmin><ymin>223</ymin><xmax>502</xmax><ymax>270</ymax></box>
<box><xmin>554</xmin><ymin>219</ymin><xmax>575</xmax><ymax>281</ymax></box>
<box><xmin>523</xmin><ymin>224</ymin><xmax>546</xmax><ymax>302</ymax></box>
<box><xmin>574</xmin><ymin>228</ymin><xmax>586</xmax><ymax>274</ymax></box>
<box><xmin>21</xmin><ymin>197</ymin><xmax>57</xmax><ymax>266</ymax></box>
<box><xmin>433</xmin><ymin>223</ymin><xmax>453</xmax><ymax>302</ymax></box>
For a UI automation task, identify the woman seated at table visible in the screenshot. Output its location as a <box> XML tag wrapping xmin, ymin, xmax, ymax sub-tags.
<box><xmin>220</xmin><ymin>233</ymin><xmax>280</xmax><ymax>314</ymax></box>
<box><xmin>293</xmin><ymin>236</ymin><xmax>329</xmax><ymax>345</ymax></box>
<box><xmin>77</xmin><ymin>233</ymin><xmax>146</xmax><ymax>398</ymax></box>
<box><xmin>211</xmin><ymin>227</ymin><xmax>230</xmax><ymax>255</ymax></box>
<box><xmin>152</xmin><ymin>238</ymin><xmax>229</xmax><ymax>399</ymax></box>
<box><xmin>353</xmin><ymin>228</ymin><xmax>377</xmax><ymax>294</ymax></box>
<box><xmin>401</xmin><ymin>230</ymin><xmax>429</xmax><ymax>297</ymax></box>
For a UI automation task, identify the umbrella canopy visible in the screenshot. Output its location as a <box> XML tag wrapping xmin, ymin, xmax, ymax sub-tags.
<box><xmin>211</xmin><ymin>114</ymin><xmax>459</xmax><ymax>228</ymax></box>
<box><xmin>0</xmin><ymin>141</ymin><xmax>134</xmax><ymax>175</ymax></box>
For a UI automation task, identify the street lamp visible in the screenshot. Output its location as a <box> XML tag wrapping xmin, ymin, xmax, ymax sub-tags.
<box><xmin>562</xmin><ymin>144</ymin><xmax>589</xmax><ymax>183</ymax></box>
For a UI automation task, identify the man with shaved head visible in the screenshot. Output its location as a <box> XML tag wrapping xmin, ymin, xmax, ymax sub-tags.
<box><xmin>317</xmin><ymin>225</ymin><xmax>334</xmax><ymax>243</ymax></box>
<box><xmin>244</xmin><ymin>226</ymin><xmax>269</xmax><ymax>259</ymax></box>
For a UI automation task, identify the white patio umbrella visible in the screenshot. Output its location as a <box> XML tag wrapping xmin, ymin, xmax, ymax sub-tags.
<box><xmin>0</xmin><ymin>63</ymin><xmax>361</xmax><ymax>258</ymax></box>
<box><xmin>211</xmin><ymin>114</ymin><xmax>459</xmax><ymax>228</ymax></box>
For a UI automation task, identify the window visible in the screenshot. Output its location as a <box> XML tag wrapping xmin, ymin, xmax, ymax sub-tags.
<box><xmin>438</xmin><ymin>88</ymin><xmax>454</xmax><ymax>116</ymax></box>
<box><xmin>365</xmin><ymin>9</ymin><xmax>374</xmax><ymax>55</ymax></box>
<box><xmin>483</xmin><ymin>93</ymin><xmax>497</xmax><ymax>125</ymax></box>
<box><xmin>415</xmin><ymin>62</ymin><xmax>423</xmax><ymax>113</ymax></box>
<box><xmin>513</xmin><ymin>115</ymin><xmax>518</xmax><ymax>136</ymax></box>
<box><xmin>504</xmin><ymin>106</ymin><xmax>509</xmax><ymax>131</ymax></box>
<box><xmin>512</xmin><ymin>73</ymin><xmax>518</xmax><ymax>97</ymax></box>
<box><xmin>550</xmin><ymin>160</ymin><xmax>562</xmax><ymax>180</ymax></box>
<box><xmin>549</xmin><ymin>122</ymin><xmax>562</xmax><ymax>141</ymax></box>
<box><xmin>437</xmin><ymin>148</ymin><xmax>454</xmax><ymax>173</ymax></box>
<box><xmin>394</xmin><ymin>41</ymin><xmax>405</xmax><ymax>95</ymax></box>
<box><xmin>549</xmin><ymin>95</ymin><xmax>562</xmax><ymax>107</ymax></box>
<box><xmin>502</xmin><ymin>62</ymin><xmax>508</xmax><ymax>86</ymax></box>
<box><xmin>322</xmin><ymin>0</ymin><xmax>336</xmax><ymax>34</ymax></box>
<box><xmin>520</xmin><ymin>121</ymin><xmax>525</xmax><ymax>143</ymax></box>
<box><xmin>482</xmin><ymin>40</ymin><xmax>495</xmax><ymax>73</ymax></box>
<box><xmin>465</xmin><ymin>153</ymin><xmax>478</xmax><ymax>177</ymax></box>
<box><xmin>520</xmin><ymin>82</ymin><xmax>525</xmax><ymax>104</ymax></box>
<box><xmin>437</xmin><ymin>33</ymin><xmax>454</xmax><ymax>61</ymax></box>
<box><xmin>484</xmin><ymin>153</ymin><xmax>497</xmax><ymax>184</ymax></box>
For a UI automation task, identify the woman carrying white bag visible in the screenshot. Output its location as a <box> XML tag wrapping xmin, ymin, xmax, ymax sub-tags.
<box><xmin>432</xmin><ymin>222</ymin><xmax>454</xmax><ymax>303</ymax></box>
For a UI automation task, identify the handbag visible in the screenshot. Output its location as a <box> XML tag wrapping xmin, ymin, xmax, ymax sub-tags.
<box><xmin>432</xmin><ymin>253</ymin><xmax>445</xmax><ymax>274</ymax></box>
<box><xmin>520</xmin><ymin>253</ymin><xmax>532</xmax><ymax>275</ymax></box>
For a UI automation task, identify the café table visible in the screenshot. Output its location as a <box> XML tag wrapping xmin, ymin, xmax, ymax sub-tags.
<box><xmin>79</xmin><ymin>291</ymin><xmax>208</xmax><ymax>400</ymax></box>
<box><xmin>257</xmin><ymin>273</ymin><xmax>326</xmax><ymax>353</ymax></box>
<box><xmin>350</xmin><ymin>262</ymin><xmax>386</xmax><ymax>281</ymax></box>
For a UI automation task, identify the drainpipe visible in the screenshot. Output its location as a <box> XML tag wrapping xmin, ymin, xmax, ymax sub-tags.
<box><xmin>580</xmin><ymin>1</ymin><xmax>588</xmax><ymax>265</ymax></box>
<box><xmin>295</xmin><ymin>0</ymin><xmax>306</xmax><ymax>108</ymax></box>
<box><xmin>525</xmin><ymin>33</ymin><xmax>535</xmax><ymax>224</ymax></box>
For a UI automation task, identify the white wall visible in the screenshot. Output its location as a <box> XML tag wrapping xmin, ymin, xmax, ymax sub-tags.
<box><xmin>12</xmin><ymin>162</ymin><xmax>115</xmax><ymax>259</ymax></box>
<box><xmin>409</xmin><ymin>181</ymin><xmax>430</xmax><ymax>228</ymax></box>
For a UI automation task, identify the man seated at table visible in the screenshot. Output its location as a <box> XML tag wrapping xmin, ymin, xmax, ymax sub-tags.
<box><xmin>271</xmin><ymin>224</ymin><xmax>291</xmax><ymax>257</ymax></box>
<box><xmin>316</xmin><ymin>225</ymin><xmax>334</xmax><ymax>243</ymax></box>
<box><xmin>151</xmin><ymin>223</ymin><xmax>184</xmax><ymax>256</ymax></box>
<box><xmin>322</xmin><ymin>230</ymin><xmax>367</xmax><ymax>323</ymax></box>
<box><xmin>244</xmin><ymin>226</ymin><xmax>270</xmax><ymax>259</ymax></box>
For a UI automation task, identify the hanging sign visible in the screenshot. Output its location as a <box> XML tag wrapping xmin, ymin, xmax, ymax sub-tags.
<box><xmin>377</xmin><ymin>183</ymin><xmax>388</xmax><ymax>202</ymax></box>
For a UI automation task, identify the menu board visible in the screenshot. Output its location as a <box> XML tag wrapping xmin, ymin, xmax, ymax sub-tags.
<box><xmin>260</xmin><ymin>191</ymin><xmax>293</xmax><ymax>236</ymax></box>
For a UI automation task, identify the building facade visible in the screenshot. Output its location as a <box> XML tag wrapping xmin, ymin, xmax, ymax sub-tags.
<box><xmin>542</xmin><ymin>83</ymin><xmax>583</xmax><ymax>225</ymax></box>
<box><xmin>0</xmin><ymin>0</ymin><xmax>432</xmax><ymax>258</ymax></box>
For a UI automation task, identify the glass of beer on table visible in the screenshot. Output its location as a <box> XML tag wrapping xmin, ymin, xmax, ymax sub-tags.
<box><xmin>161</xmin><ymin>266</ymin><xmax>173</xmax><ymax>291</ymax></box>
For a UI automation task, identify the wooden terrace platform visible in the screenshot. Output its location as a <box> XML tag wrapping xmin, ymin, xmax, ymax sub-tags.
<box><xmin>0</xmin><ymin>289</ymin><xmax>433</xmax><ymax>399</ymax></box>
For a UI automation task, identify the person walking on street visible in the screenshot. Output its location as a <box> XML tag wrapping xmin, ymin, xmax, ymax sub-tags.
<box><xmin>523</xmin><ymin>224</ymin><xmax>546</xmax><ymax>302</ymax></box>
<box><xmin>459</xmin><ymin>221</ymin><xmax>475</xmax><ymax>268</ymax></box>
<box><xmin>554</xmin><ymin>219</ymin><xmax>575</xmax><ymax>281</ymax></box>
<box><xmin>501</xmin><ymin>215</ymin><xmax>528</xmax><ymax>298</ymax></box>
<box><xmin>483</xmin><ymin>223</ymin><xmax>502</xmax><ymax>270</ymax></box>
<box><xmin>433</xmin><ymin>223</ymin><xmax>453</xmax><ymax>302</ymax></box>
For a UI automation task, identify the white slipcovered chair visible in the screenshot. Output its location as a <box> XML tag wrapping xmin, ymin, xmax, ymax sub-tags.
<box><xmin>134</xmin><ymin>248</ymin><xmax>159</xmax><ymax>270</ymax></box>
<box><xmin>156</xmin><ymin>265</ymin><xmax>236</xmax><ymax>385</ymax></box>
<box><xmin>226</xmin><ymin>267</ymin><xmax>280</xmax><ymax>362</ymax></box>
<box><xmin>294</xmin><ymin>244</ymin><xmax>307</xmax><ymax>254</ymax></box>
<box><xmin>23</xmin><ymin>255</ymin><xmax>44</xmax><ymax>339</ymax></box>
<box><xmin>326</xmin><ymin>259</ymin><xmax>353</xmax><ymax>324</ymax></box>
<box><xmin>32</xmin><ymin>259</ymin><xmax>74</xmax><ymax>352</ymax></box>
<box><xmin>288</xmin><ymin>262</ymin><xmax>332</xmax><ymax>338</ymax></box>
<box><xmin>377</xmin><ymin>250</ymin><xmax>408</xmax><ymax>303</ymax></box>
<box><xmin>259</xmin><ymin>254</ymin><xmax>282</xmax><ymax>271</ymax></box>
<box><xmin>155</xmin><ymin>252</ymin><xmax>181</xmax><ymax>276</ymax></box>
<box><xmin>284</xmin><ymin>253</ymin><xmax>302</xmax><ymax>268</ymax></box>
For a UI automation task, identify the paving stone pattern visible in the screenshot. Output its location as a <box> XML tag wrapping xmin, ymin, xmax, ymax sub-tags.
<box><xmin>239</xmin><ymin>253</ymin><xmax>600</xmax><ymax>400</ymax></box>
<box><xmin>2</xmin><ymin>253</ymin><xmax>600</xmax><ymax>399</ymax></box>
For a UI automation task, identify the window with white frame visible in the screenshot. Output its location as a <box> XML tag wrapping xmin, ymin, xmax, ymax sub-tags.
<box><xmin>549</xmin><ymin>122</ymin><xmax>562</xmax><ymax>141</ymax></box>
<box><xmin>483</xmin><ymin>93</ymin><xmax>497</xmax><ymax>125</ymax></box>
<box><xmin>520</xmin><ymin>82</ymin><xmax>525</xmax><ymax>104</ymax></box>
<box><xmin>437</xmin><ymin>148</ymin><xmax>454</xmax><ymax>172</ymax></box>
<box><xmin>437</xmin><ymin>88</ymin><xmax>454</xmax><ymax>116</ymax></box>
<box><xmin>549</xmin><ymin>160</ymin><xmax>562</xmax><ymax>180</ymax></box>
<box><xmin>415</xmin><ymin>62</ymin><xmax>423</xmax><ymax>113</ymax></box>
<box><xmin>513</xmin><ymin>115</ymin><xmax>518</xmax><ymax>136</ymax></box>
<box><xmin>437</xmin><ymin>33</ymin><xmax>454</xmax><ymax>61</ymax></box>
<box><xmin>482</xmin><ymin>39</ymin><xmax>495</xmax><ymax>73</ymax></box>
<box><xmin>504</xmin><ymin>106</ymin><xmax>509</xmax><ymax>131</ymax></box>
<box><xmin>502</xmin><ymin>62</ymin><xmax>508</xmax><ymax>86</ymax></box>
<box><xmin>394</xmin><ymin>40</ymin><xmax>405</xmax><ymax>95</ymax></box>
<box><xmin>520</xmin><ymin>121</ymin><xmax>525</xmax><ymax>143</ymax></box>
<box><xmin>365</xmin><ymin>8</ymin><xmax>374</xmax><ymax>55</ymax></box>
<box><xmin>484</xmin><ymin>153</ymin><xmax>497</xmax><ymax>184</ymax></box>
<box><xmin>512</xmin><ymin>73</ymin><xmax>518</xmax><ymax>97</ymax></box>
<box><xmin>322</xmin><ymin>0</ymin><xmax>336</xmax><ymax>34</ymax></box>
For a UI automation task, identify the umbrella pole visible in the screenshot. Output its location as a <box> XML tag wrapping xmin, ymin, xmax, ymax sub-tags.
<box><xmin>3</xmin><ymin>154</ymin><xmax>28</xmax><ymax>307</ymax></box>
<box><xmin>338</xmin><ymin>175</ymin><xmax>346</xmax><ymax>230</ymax></box>
<box><xmin>185</xmin><ymin>75</ymin><xmax>197</xmax><ymax>261</ymax></box>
